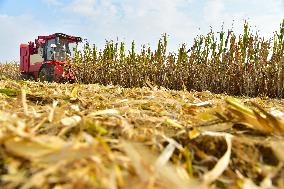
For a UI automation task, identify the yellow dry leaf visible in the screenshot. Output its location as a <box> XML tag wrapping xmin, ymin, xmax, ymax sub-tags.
<box><xmin>39</xmin><ymin>144</ymin><xmax>97</xmax><ymax>163</ymax></box>
<box><xmin>4</xmin><ymin>135</ymin><xmax>97</xmax><ymax>164</ymax></box>
<box><xmin>271</xmin><ymin>141</ymin><xmax>284</xmax><ymax>162</ymax></box>
<box><xmin>226</xmin><ymin>98</ymin><xmax>284</xmax><ymax>134</ymax></box>
<box><xmin>164</xmin><ymin>119</ymin><xmax>183</xmax><ymax>129</ymax></box>
<box><xmin>88</xmin><ymin>109</ymin><xmax>120</xmax><ymax>117</ymax></box>
<box><xmin>4</xmin><ymin>136</ymin><xmax>64</xmax><ymax>160</ymax></box>
<box><xmin>70</xmin><ymin>85</ymin><xmax>79</xmax><ymax>99</ymax></box>
<box><xmin>188</xmin><ymin>128</ymin><xmax>200</xmax><ymax>139</ymax></box>
<box><xmin>121</xmin><ymin>140</ymin><xmax>202</xmax><ymax>189</ymax></box>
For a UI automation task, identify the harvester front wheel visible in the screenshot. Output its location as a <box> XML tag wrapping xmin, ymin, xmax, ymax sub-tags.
<box><xmin>38</xmin><ymin>64</ymin><xmax>55</xmax><ymax>82</ymax></box>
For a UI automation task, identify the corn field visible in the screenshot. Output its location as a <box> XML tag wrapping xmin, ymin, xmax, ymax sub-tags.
<box><xmin>72</xmin><ymin>20</ymin><xmax>284</xmax><ymax>98</ymax></box>
<box><xmin>1</xmin><ymin>20</ymin><xmax>284</xmax><ymax>98</ymax></box>
<box><xmin>0</xmin><ymin>61</ymin><xmax>20</xmax><ymax>80</ymax></box>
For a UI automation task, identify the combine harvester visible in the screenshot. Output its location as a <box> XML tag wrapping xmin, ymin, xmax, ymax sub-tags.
<box><xmin>20</xmin><ymin>33</ymin><xmax>82</xmax><ymax>82</ymax></box>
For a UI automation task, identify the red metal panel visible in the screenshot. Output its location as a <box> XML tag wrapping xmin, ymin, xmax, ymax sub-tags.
<box><xmin>37</xmin><ymin>33</ymin><xmax>82</xmax><ymax>42</ymax></box>
<box><xmin>20</xmin><ymin>44</ymin><xmax>29</xmax><ymax>72</ymax></box>
<box><xmin>29</xmin><ymin>63</ymin><xmax>43</xmax><ymax>72</ymax></box>
<box><xmin>29</xmin><ymin>62</ymin><xmax>43</xmax><ymax>79</ymax></box>
<box><xmin>54</xmin><ymin>64</ymin><xmax>64</xmax><ymax>82</ymax></box>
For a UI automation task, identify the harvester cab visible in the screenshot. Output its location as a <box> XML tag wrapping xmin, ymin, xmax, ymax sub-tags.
<box><xmin>20</xmin><ymin>33</ymin><xmax>82</xmax><ymax>82</ymax></box>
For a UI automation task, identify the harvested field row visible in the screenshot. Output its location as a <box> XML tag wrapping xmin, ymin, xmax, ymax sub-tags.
<box><xmin>0</xmin><ymin>80</ymin><xmax>283</xmax><ymax>189</ymax></box>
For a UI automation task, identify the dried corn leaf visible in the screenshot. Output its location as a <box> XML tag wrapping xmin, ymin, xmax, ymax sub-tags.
<box><xmin>202</xmin><ymin>132</ymin><xmax>233</xmax><ymax>185</ymax></box>
<box><xmin>188</xmin><ymin>128</ymin><xmax>201</xmax><ymax>139</ymax></box>
<box><xmin>226</xmin><ymin>98</ymin><xmax>284</xmax><ymax>134</ymax></box>
<box><xmin>88</xmin><ymin>109</ymin><xmax>120</xmax><ymax>117</ymax></box>
<box><xmin>121</xmin><ymin>140</ymin><xmax>202</xmax><ymax>189</ymax></box>
<box><xmin>155</xmin><ymin>138</ymin><xmax>180</xmax><ymax>168</ymax></box>
<box><xmin>70</xmin><ymin>85</ymin><xmax>79</xmax><ymax>99</ymax></box>
<box><xmin>189</xmin><ymin>101</ymin><xmax>212</xmax><ymax>108</ymax></box>
<box><xmin>164</xmin><ymin>119</ymin><xmax>183</xmax><ymax>129</ymax></box>
<box><xmin>38</xmin><ymin>143</ymin><xmax>97</xmax><ymax>163</ymax></box>
<box><xmin>271</xmin><ymin>141</ymin><xmax>284</xmax><ymax>162</ymax></box>
<box><xmin>4</xmin><ymin>136</ymin><xmax>64</xmax><ymax>160</ymax></box>
<box><xmin>61</xmin><ymin>115</ymin><xmax>82</xmax><ymax>127</ymax></box>
<box><xmin>5</xmin><ymin>135</ymin><xmax>97</xmax><ymax>164</ymax></box>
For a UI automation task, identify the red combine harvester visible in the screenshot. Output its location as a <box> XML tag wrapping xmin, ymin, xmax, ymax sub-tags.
<box><xmin>20</xmin><ymin>33</ymin><xmax>82</xmax><ymax>82</ymax></box>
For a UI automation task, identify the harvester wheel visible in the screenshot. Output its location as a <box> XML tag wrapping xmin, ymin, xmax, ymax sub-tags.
<box><xmin>21</xmin><ymin>73</ymin><xmax>34</xmax><ymax>81</ymax></box>
<box><xmin>38</xmin><ymin>64</ymin><xmax>55</xmax><ymax>82</ymax></box>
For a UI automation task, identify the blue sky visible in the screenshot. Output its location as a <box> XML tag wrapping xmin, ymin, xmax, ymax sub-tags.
<box><xmin>0</xmin><ymin>0</ymin><xmax>283</xmax><ymax>62</ymax></box>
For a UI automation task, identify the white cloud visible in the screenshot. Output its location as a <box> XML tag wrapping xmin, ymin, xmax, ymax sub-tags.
<box><xmin>203</xmin><ymin>0</ymin><xmax>225</xmax><ymax>23</ymax></box>
<box><xmin>202</xmin><ymin>0</ymin><xmax>284</xmax><ymax>37</ymax></box>
<box><xmin>1</xmin><ymin>0</ymin><xmax>283</xmax><ymax>61</ymax></box>
<box><xmin>0</xmin><ymin>14</ymin><xmax>51</xmax><ymax>62</ymax></box>
<box><xmin>42</xmin><ymin>0</ymin><xmax>62</xmax><ymax>6</ymax></box>
<box><xmin>65</xmin><ymin>0</ymin><xmax>97</xmax><ymax>17</ymax></box>
<box><xmin>64</xmin><ymin>0</ymin><xmax>197</xmax><ymax>51</ymax></box>
<box><xmin>63</xmin><ymin>0</ymin><xmax>283</xmax><ymax>53</ymax></box>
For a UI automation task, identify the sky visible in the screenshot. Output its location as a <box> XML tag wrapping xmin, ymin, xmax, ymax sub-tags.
<box><xmin>0</xmin><ymin>0</ymin><xmax>283</xmax><ymax>62</ymax></box>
